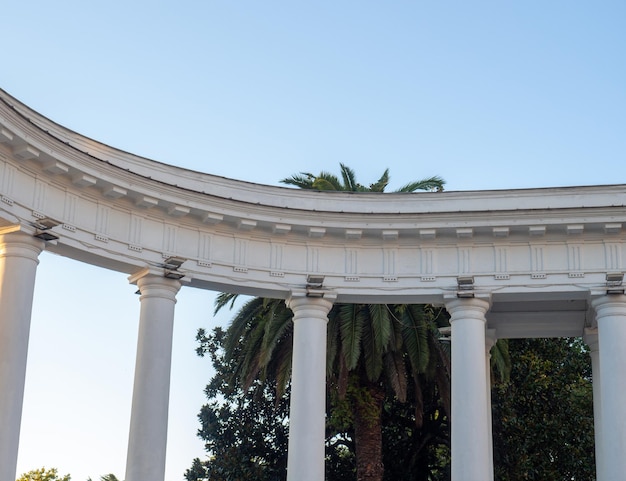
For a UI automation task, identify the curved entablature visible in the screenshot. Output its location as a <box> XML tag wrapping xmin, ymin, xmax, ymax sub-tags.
<box><xmin>0</xmin><ymin>88</ymin><xmax>625</xmax><ymax>338</ymax></box>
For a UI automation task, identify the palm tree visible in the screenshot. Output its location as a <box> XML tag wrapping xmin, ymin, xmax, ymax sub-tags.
<box><xmin>281</xmin><ymin>163</ymin><xmax>445</xmax><ymax>193</ymax></box>
<box><xmin>99</xmin><ymin>475</ymin><xmax>121</xmax><ymax>481</ymax></box>
<box><xmin>216</xmin><ymin>165</ymin><xmax>452</xmax><ymax>481</ymax></box>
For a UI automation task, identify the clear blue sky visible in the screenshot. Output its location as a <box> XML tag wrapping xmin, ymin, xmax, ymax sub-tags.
<box><xmin>2</xmin><ymin>1</ymin><xmax>625</xmax><ymax>480</ymax></box>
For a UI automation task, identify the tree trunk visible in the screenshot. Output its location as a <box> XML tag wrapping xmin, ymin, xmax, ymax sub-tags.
<box><xmin>353</xmin><ymin>382</ymin><xmax>385</xmax><ymax>481</ymax></box>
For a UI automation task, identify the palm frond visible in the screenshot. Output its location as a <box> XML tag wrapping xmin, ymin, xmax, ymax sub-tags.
<box><xmin>338</xmin><ymin>303</ymin><xmax>365</xmax><ymax>371</ymax></box>
<box><xmin>339</xmin><ymin>163</ymin><xmax>359</xmax><ymax>191</ymax></box>
<box><xmin>312</xmin><ymin>176</ymin><xmax>341</xmax><ymax>190</ymax></box>
<box><xmin>240</xmin><ymin>319</ymin><xmax>270</xmax><ymax>389</ymax></box>
<box><xmin>368</xmin><ymin>168</ymin><xmax>390</xmax><ymax>192</ymax></box>
<box><xmin>259</xmin><ymin>300</ymin><xmax>293</xmax><ymax>368</ymax></box>
<box><xmin>221</xmin><ymin>297</ymin><xmax>274</xmax><ymax>389</ymax></box>
<box><xmin>383</xmin><ymin>351</ymin><xmax>408</xmax><ymax>402</ymax></box>
<box><xmin>361</xmin><ymin>311</ymin><xmax>385</xmax><ymax>382</ymax></box>
<box><xmin>223</xmin><ymin>298</ymin><xmax>264</xmax><ymax>354</ymax></box>
<box><xmin>280</xmin><ymin>172</ymin><xmax>316</xmax><ymax>189</ymax></box>
<box><xmin>390</xmin><ymin>306</ymin><xmax>405</xmax><ymax>351</ymax></box>
<box><xmin>395</xmin><ymin>175</ymin><xmax>446</xmax><ymax>193</ymax></box>
<box><xmin>270</xmin><ymin>325</ymin><xmax>294</xmax><ymax>398</ymax></box>
<box><xmin>399</xmin><ymin>304</ymin><xmax>430</xmax><ymax>374</ymax></box>
<box><xmin>214</xmin><ymin>292</ymin><xmax>239</xmax><ymax>314</ymax></box>
<box><xmin>368</xmin><ymin>303</ymin><xmax>392</xmax><ymax>354</ymax></box>
<box><xmin>490</xmin><ymin>339</ymin><xmax>511</xmax><ymax>383</ymax></box>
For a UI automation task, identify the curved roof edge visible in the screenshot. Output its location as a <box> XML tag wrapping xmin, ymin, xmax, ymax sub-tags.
<box><xmin>1</xmin><ymin>88</ymin><xmax>625</xmax><ymax>217</ymax></box>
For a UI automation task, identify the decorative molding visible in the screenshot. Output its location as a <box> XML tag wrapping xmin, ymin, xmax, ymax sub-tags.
<box><xmin>0</xmin><ymin>89</ymin><xmax>625</xmax><ymax>339</ymax></box>
<box><xmin>234</xmin><ymin>238</ymin><xmax>248</xmax><ymax>270</ymax></box>
<box><xmin>345</xmin><ymin>248</ymin><xmax>358</xmax><ymax>276</ymax></box>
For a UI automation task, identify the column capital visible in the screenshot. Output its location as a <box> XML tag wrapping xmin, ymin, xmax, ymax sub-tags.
<box><xmin>287</xmin><ymin>290</ymin><xmax>336</xmax><ymax>318</ymax></box>
<box><xmin>444</xmin><ymin>295</ymin><xmax>491</xmax><ymax>323</ymax></box>
<box><xmin>128</xmin><ymin>268</ymin><xmax>182</xmax><ymax>301</ymax></box>
<box><xmin>591</xmin><ymin>294</ymin><xmax>626</xmax><ymax>318</ymax></box>
<box><xmin>591</xmin><ymin>294</ymin><xmax>626</xmax><ymax>313</ymax></box>
<box><xmin>0</xmin><ymin>228</ymin><xmax>45</xmax><ymax>261</ymax></box>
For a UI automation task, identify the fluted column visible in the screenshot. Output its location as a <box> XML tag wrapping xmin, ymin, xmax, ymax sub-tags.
<box><xmin>445</xmin><ymin>295</ymin><xmax>492</xmax><ymax>481</ymax></box>
<box><xmin>125</xmin><ymin>270</ymin><xmax>181</xmax><ymax>481</ymax></box>
<box><xmin>0</xmin><ymin>229</ymin><xmax>45</xmax><ymax>481</ymax></box>
<box><xmin>592</xmin><ymin>295</ymin><xmax>626</xmax><ymax>481</ymax></box>
<box><xmin>285</xmin><ymin>292</ymin><xmax>335</xmax><ymax>481</ymax></box>
<box><xmin>584</xmin><ymin>327</ymin><xmax>604</xmax><ymax>481</ymax></box>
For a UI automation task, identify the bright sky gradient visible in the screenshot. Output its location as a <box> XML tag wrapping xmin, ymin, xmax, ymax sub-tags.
<box><xmin>2</xmin><ymin>1</ymin><xmax>625</xmax><ymax>480</ymax></box>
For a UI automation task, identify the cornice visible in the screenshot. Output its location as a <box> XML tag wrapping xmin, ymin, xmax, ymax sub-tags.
<box><xmin>1</xmin><ymin>87</ymin><xmax>625</xmax><ymax>245</ymax></box>
<box><xmin>0</xmin><ymin>88</ymin><xmax>624</xmax><ymax>338</ymax></box>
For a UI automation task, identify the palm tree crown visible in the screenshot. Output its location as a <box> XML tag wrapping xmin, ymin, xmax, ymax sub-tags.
<box><xmin>216</xmin><ymin>164</ymin><xmax>457</xmax><ymax>481</ymax></box>
<box><xmin>280</xmin><ymin>163</ymin><xmax>445</xmax><ymax>193</ymax></box>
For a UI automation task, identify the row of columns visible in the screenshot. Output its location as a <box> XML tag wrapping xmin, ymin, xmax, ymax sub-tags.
<box><xmin>0</xmin><ymin>230</ymin><xmax>182</xmax><ymax>481</ymax></box>
<box><xmin>1</xmin><ymin>227</ymin><xmax>626</xmax><ymax>481</ymax></box>
<box><xmin>446</xmin><ymin>295</ymin><xmax>626</xmax><ymax>481</ymax></box>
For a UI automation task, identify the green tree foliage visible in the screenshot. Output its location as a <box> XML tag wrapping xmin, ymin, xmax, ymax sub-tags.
<box><xmin>211</xmin><ymin>285</ymin><xmax>451</xmax><ymax>481</ymax></box>
<box><xmin>281</xmin><ymin>163</ymin><xmax>445</xmax><ymax>193</ymax></box>
<box><xmin>186</xmin><ymin>327</ymin><xmax>355</xmax><ymax>481</ymax></box>
<box><xmin>492</xmin><ymin>338</ymin><xmax>595</xmax><ymax>480</ymax></box>
<box><xmin>189</xmin><ymin>325</ymin><xmax>457</xmax><ymax>481</ymax></box>
<box><xmin>16</xmin><ymin>468</ymin><xmax>71</xmax><ymax>481</ymax></box>
<box><xmin>188</xmin><ymin>326</ymin><xmax>454</xmax><ymax>481</ymax></box>
<box><xmin>380</xmin><ymin>374</ymin><xmax>450</xmax><ymax>481</ymax></box>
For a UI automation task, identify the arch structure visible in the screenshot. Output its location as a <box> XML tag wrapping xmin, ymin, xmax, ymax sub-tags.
<box><xmin>0</xmin><ymin>88</ymin><xmax>623</xmax><ymax>481</ymax></box>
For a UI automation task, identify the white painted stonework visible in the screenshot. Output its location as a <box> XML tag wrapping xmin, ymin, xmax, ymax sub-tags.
<box><xmin>0</xmin><ymin>88</ymin><xmax>623</xmax><ymax>481</ymax></box>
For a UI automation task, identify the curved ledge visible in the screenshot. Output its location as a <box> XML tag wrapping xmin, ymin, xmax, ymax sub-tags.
<box><xmin>0</xmin><ymin>88</ymin><xmax>624</xmax><ymax>338</ymax></box>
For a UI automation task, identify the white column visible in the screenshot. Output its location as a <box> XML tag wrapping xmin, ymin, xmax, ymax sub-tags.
<box><xmin>592</xmin><ymin>295</ymin><xmax>626</xmax><ymax>481</ymax></box>
<box><xmin>125</xmin><ymin>271</ymin><xmax>181</xmax><ymax>481</ymax></box>
<box><xmin>285</xmin><ymin>292</ymin><xmax>335</xmax><ymax>481</ymax></box>
<box><xmin>485</xmin><ymin>329</ymin><xmax>496</xmax><ymax>481</ymax></box>
<box><xmin>0</xmin><ymin>230</ymin><xmax>44</xmax><ymax>481</ymax></box>
<box><xmin>445</xmin><ymin>296</ymin><xmax>492</xmax><ymax>481</ymax></box>
<box><xmin>584</xmin><ymin>327</ymin><xmax>604</xmax><ymax>481</ymax></box>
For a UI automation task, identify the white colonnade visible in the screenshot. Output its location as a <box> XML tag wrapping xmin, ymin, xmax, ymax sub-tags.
<box><xmin>7</xmin><ymin>258</ymin><xmax>626</xmax><ymax>481</ymax></box>
<box><xmin>2</xmin><ymin>88</ymin><xmax>626</xmax><ymax>481</ymax></box>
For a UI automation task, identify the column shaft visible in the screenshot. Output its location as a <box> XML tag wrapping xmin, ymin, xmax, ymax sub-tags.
<box><xmin>0</xmin><ymin>231</ymin><xmax>44</xmax><ymax>481</ymax></box>
<box><xmin>584</xmin><ymin>328</ymin><xmax>604</xmax><ymax>481</ymax></box>
<box><xmin>446</xmin><ymin>296</ymin><xmax>492</xmax><ymax>481</ymax></box>
<box><xmin>125</xmin><ymin>273</ymin><xmax>181</xmax><ymax>481</ymax></box>
<box><xmin>592</xmin><ymin>295</ymin><xmax>626</xmax><ymax>481</ymax></box>
<box><xmin>286</xmin><ymin>294</ymin><xmax>334</xmax><ymax>481</ymax></box>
